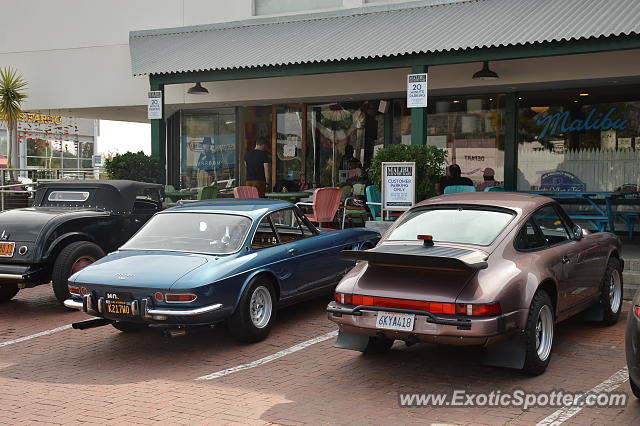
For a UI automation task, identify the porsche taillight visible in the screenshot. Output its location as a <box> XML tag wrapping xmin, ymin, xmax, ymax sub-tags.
<box><xmin>634</xmin><ymin>305</ymin><xmax>640</xmax><ymax>318</ymax></box>
<box><xmin>165</xmin><ymin>293</ymin><xmax>197</xmax><ymax>303</ymax></box>
<box><xmin>335</xmin><ymin>292</ymin><xmax>352</xmax><ymax>305</ymax></box>
<box><xmin>457</xmin><ymin>303</ymin><xmax>502</xmax><ymax>316</ymax></box>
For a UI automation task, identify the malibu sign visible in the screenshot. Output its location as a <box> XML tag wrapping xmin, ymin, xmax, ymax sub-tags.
<box><xmin>536</xmin><ymin>107</ymin><xmax>628</xmax><ymax>139</ymax></box>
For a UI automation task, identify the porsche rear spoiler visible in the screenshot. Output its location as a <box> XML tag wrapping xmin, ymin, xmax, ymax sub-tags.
<box><xmin>340</xmin><ymin>244</ymin><xmax>488</xmax><ymax>270</ymax></box>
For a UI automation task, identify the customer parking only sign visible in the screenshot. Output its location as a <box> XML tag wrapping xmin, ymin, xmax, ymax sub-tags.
<box><xmin>382</xmin><ymin>162</ymin><xmax>416</xmax><ymax>212</ymax></box>
<box><xmin>407</xmin><ymin>73</ymin><xmax>428</xmax><ymax>108</ymax></box>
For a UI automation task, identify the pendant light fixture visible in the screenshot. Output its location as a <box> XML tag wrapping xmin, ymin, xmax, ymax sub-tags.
<box><xmin>472</xmin><ymin>61</ymin><xmax>499</xmax><ymax>80</ymax></box>
<box><xmin>187</xmin><ymin>82</ymin><xmax>209</xmax><ymax>95</ymax></box>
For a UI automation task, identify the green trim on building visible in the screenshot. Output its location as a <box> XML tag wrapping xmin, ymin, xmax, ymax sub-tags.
<box><xmin>503</xmin><ymin>93</ymin><xmax>518</xmax><ymax>191</ymax></box>
<box><xmin>410</xmin><ymin>65</ymin><xmax>428</xmax><ymax>146</ymax></box>
<box><xmin>149</xmin><ymin>81</ymin><xmax>166</xmax><ymax>184</ymax></box>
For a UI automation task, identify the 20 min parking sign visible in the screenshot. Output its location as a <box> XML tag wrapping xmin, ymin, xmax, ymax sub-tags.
<box><xmin>407</xmin><ymin>73</ymin><xmax>428</xmax><ymax>108</ymax></box>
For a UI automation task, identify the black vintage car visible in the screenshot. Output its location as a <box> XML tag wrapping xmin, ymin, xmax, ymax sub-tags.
<box><xmin>0</xmin><ymin>180</ymin><xmax>162</xmax><ymax>304</ymax></box>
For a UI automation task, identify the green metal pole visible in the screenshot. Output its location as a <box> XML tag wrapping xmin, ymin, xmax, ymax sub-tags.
<box><xmin>503</xmin><ymin>93</ymin><xmax>518</xmax><ymax>191</ymax></box>
<box><xmin>149</xmin><ymin>79</ymin><xmax>166</xmax><ymax>184</ymax></box>
<box><xmin>410</xmin><ymin>65</ymin><xmax>428</xmax><ymax>146</ymax></box>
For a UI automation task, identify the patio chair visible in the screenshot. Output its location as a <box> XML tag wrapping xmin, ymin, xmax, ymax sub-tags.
<box><xmin>296</xmin><ymin>187</ymin><xmax>341</xmax><ymax>227</ymax></box>
<box><xmin>164</xmin><ymin>184</ymin><xmax>176</xmax><ymax>202</ymax></box>
<box><xmin>197</xmin><ymin>186</ymin><xmax>219</xmax><ymax>200</ymax></box>
<box><xmin>233</xmin><ymin>186</ymin><xmax>259</xmax><ymax>198</ymax></box>
<box><xmin>484</xmin><ymin>186</ymin><xmax>505</xmax><ymax>192</ymax></box>
<box><xmin>365</xmin><ymin>185</ymin><xmax>402</xmax><ymax>221</ymax></box>
<box><xmin>444</xmin><ymin>185</ymin><xmax>476</xmax><ymax>194</ymax></box>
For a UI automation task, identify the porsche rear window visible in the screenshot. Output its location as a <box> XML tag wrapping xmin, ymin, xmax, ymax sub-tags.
<box><xmin>387</xmin><ymin>207</ymin><xmax>515</xmax><ymax>246</ymax></box>
<box><xmin>121</xmin><ymin>213</ymin><xmax>252</xmax><ymax>255</ymax></box>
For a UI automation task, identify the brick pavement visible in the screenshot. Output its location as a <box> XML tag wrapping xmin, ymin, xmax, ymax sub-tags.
<box><xmin>0</xmin><ymin>285</ymin><xmax>639</xmax><ymax>425</ymax></box>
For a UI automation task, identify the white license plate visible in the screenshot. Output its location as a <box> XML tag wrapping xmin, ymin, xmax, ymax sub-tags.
<box><xmin>376</xmin><ymin>311</ymin><xmax>415</xmax><ymax>331</ymax></box>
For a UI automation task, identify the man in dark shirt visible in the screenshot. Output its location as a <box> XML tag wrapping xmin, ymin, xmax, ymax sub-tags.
<box><xmin>438</xmin><ymin>164</ymin><xmax>474</xmax><ymax>194</ymax></box>
<box><xmin>244</xmin><ymin>139</ymin><xmax>271</xmax><ymax>197</ymax></box>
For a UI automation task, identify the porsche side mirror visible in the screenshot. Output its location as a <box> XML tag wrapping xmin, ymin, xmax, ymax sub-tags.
<box><xmin>572</xmin><ymin>225</ymin><xmax>583</xmax><ymax>240</ymax></box>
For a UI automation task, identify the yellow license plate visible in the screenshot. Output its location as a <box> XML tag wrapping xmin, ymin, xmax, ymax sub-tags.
<box><xmin>106</xmin><ymin>302</ymin><xmax>132</xmax><ymax>315</ymax></box>
<box><xmin>0</xmin><ymin>242</ymin><xmax>15</xmax><ymax>257</ymax></box>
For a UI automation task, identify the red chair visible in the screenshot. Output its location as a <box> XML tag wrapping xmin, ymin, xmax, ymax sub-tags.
<box><xmin>296</xmin><ymin>187</ymin><xmax>341</xmax><ymax>227</ymax></box>
<box><xmin>233</xmin><ymin>186</ymin><xmax>260</xmax><ymax>198</ymax></box>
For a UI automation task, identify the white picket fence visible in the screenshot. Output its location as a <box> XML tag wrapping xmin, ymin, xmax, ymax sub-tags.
<box><xmin>518</xmin><ymin>148</ymin><xmax>640</xmax><ymax>192</ymax></box>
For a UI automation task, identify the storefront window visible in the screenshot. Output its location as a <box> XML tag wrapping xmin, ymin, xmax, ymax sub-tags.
<box><xmin>25</xmin><ymin>138</ymin><xmax>93</xmax><ymax>169</ymax></box>
<box><xmin>517</xmin><ymin>87</ymin><xmax>640</xmax><ymax>191</ymax></box>
<box><xmin>306</xmin><ymin>101</ymin><xmax>384</xmax><ymax>187</ymax></box>
<box><xmin>180</xmin><ymin>108</ymin><xmax>236</xmax><ymax>189</ymax></box>
<box><xmin>392</xmin><ymin>95</ymin><xmax>505</xmax><ymax>186</ymax></box>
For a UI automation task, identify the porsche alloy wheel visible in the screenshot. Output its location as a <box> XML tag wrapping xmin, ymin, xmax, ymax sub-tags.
<box><xmin>522</xmin><ymin>290</ymin><xmax>555</xmax><ymax>376</ymax></box>
<box><xmin>228</xmin><ymin>277</ymin><xmax>276</xmax><ymax>343</ymax></box>
<box><xmin>52</xmin><ymin>241</ymin><xmax>105</xmax><ymax>305</ymax></box>
<box><xmin>600</xmin><ymin>257</ymin><xmax>623</xmax><ymax>326</ymax></box>
<box><xmin>249</xmin><ymin>286</ymin><xmax>273</xmax><ymax>329</ymax></box>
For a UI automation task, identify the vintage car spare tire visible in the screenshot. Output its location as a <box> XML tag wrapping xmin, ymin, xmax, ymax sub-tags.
<box><xmin>0</xmin><ymin>283</ymin><xmax>19</xmax><ymax>302</ymax></box>
<box><xmin>52</xmin><ymin>241</ymin><xmax>105</xmax><ymax>304</ymax></box>
<box><xmin>227</xmin><ymin>276</ymin><xmax>276</xmax><ymax>343</ymax></box>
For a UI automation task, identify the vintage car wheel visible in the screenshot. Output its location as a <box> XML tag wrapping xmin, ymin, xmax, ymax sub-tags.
<box><xmin>52</xmin><ymin>241</ymin><xmax>105</xmax><ymax>304</ymax></box>
<box><xmin>362</xmin><ymin>335</ymin><xmax>394</xmax><ymax>354</ymax></box>
<box><xmin>522</xmin><ymin>290</ymin><xmax>555</xmax><ymax>376</ymax></box>
<box><xmin>0</xmin><ymin>283</ymin><xmax>19</xmax><ymax>302</ymax></box>
<box><xmin>227</xmin><ymin>277</ymin><xmax>276</xmax><ymax>343</ymax></box>
<box><xmin>112</xmin><ymin>321</ymin><xmax>148</xmax><ymax>333</ymax></box>
<box><xmin>599</xmin><ymin>258</ymin><xmax>623</xmax><ymax>326</ymax></box>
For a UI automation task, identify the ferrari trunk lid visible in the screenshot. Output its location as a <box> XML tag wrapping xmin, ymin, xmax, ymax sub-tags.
<box><xmin>341</xmin><ymin>243</ymin><xmax>487</xmax><ymax>302</ymax></box>
<box><xmin>70</xmin><ymin>251</ymin><xmax>208</xmax><ymax>289</ymax></box>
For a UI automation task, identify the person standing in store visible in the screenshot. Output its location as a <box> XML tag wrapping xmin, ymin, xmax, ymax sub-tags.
<box><xmin>244</xmin><ymin>138</ymin><xmax>271</xmax><ymax>197</ymax></box>
<box><xmin>196</xmin><ymin>137</ymin><xmax>216</xmax><ymax>187</ymax></box>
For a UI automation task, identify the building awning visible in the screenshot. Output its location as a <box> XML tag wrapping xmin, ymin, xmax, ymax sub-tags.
<box><xmin>129</xmin><ymin>0</ymin><xmax>640</xmax><ymax>76</ymax></box>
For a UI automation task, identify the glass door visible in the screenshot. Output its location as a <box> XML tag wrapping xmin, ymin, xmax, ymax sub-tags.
<box><xmin>272</xmin><ymin>105</ymin><xmax>306</xmax><ymax>191</ymax></box>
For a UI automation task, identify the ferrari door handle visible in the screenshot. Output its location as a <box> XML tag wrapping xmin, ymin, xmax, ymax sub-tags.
<box><xmin>288</xmin><ymin>248</ymin><xmax>296</xmax><ymax>255</ymax></box>
<box><xmin>561</xmin><ymin>256</ymin><xmax>571</xmax><ymax>264</ymax></box>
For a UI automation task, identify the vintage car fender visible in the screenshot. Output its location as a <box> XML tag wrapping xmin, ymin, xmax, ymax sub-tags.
<box><xmin>43</xmin><ymin>231</ymin><xmax>99</xmax><ymax>261</ymax></box>
<box><xmin>232</xmin><ymin>267</ymin><xmax>282</xmax><ymax>311</ymax></box>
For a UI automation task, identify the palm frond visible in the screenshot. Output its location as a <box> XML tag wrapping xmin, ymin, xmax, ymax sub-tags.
<box><xmin>0</xmin><ymin>67</ymin><xmax>28</xmax><ymax>127</ymax></box>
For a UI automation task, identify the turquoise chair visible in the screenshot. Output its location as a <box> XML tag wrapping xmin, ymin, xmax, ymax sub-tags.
<box><xmin>365</xmin><ymin>185</ymin><xmax>382</xmax><ymax>221</ymax></box>
<box><xmin>485</xmin><ymin>186</ymin><xmax>506</xmax><ymax>192</ymax></box>
<box><xmin>164</xmin><ymin>184</ymin><xmax>176</xmax><ymax>202</ymax></box>
<box><xmin>444</xmin><ymin>185</ymin><xmax>476</xmax><ymax>194</ymax></box>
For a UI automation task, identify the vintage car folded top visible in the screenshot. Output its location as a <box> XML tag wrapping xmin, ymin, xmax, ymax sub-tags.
<box><xmin>65</xmin><ymin>199</ymin><xmax>380</xmax><ymax>342</ymax></box>
<box><xmin>327</xmin><ymin>192</ymin><xmax>623</xmax><ymax>375</ymax></box>
<box><xmin>0</xmin><ymin>180</ymin><xmax>162</xmax><ymax>304</ymax></box>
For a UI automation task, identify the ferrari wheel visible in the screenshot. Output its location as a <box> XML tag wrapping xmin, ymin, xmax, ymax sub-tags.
<box><xmin>52</xmin><ymin>241</ymin><xmax>105</xmax><ymax>305</ymax></box>
<box><xmin>522</xmin><ymin>290</ymin><xmax>555</xmax><ymax>376</ymax></box>
<box><xmin>599</xmin><ymin>258</ymin><xmax>623</xmax><ymax>326</ymax></box>
<box><xmin>228</xmin><ymin>277</ymin><xmax>276</xmax><ymax>343</ymax></box>
<box><xmin>112</xmin><ymin>321</ymin><xmax>148</xmax><ymax>333</ymax></box>
<box><xmin>0</xmin><ymin>283</ymin><xmax>19</xmax><ymax>302</ymax></box>
<box><xmin>631</xmin><ymin>378</ymin><xmax>640</xmax><ymax>399</ymax></box>
<box><xmin>362</xmin><ymin>335</ymin><xmax>394</xmax><ymax>354</ymax></box>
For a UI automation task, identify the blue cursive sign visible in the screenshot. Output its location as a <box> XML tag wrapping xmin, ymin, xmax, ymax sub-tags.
<box><xmin>535</xmin><ymin>107</ymin><xmax>628</xmax><ymax>139</ymax></box>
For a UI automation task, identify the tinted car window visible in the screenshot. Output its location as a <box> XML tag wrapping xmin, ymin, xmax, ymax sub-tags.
<box><xmin>532</xmin><ymin>205</ymin><xmax>571</xmax><ymax>246</ymax></box>
<box><xmin>516</xmin><ymin>220</ymin><xmax>547</xmax><ymax>250</ymax></box>
<box><xmin>387</xmin><ymin>207</ymin><xmax>515</xmax><ymax>246</ymax></box>
<box><xmin>121</xmin><ymin>213</ymin><xmax>251</xmax><ymax>254</ymax></box>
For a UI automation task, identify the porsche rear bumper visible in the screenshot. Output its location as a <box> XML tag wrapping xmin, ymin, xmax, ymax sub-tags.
<box><xmin>327</xmin><ymin>301</ymin><xmax>526</xmax><ymax>346</ymax></box>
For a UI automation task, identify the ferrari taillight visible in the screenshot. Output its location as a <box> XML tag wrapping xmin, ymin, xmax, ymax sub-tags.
<box><xmin>165</xmin><ymin>293</ymin><xmax>197</xmax><ymax>303</ymax></box>
<box><xmin>68</xmin><ymin>285</ymin><xmax>80</xmax><ymax>295</ymax></box>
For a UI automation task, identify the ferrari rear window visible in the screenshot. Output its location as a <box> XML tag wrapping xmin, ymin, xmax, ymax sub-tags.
<box><xmin>387</xmin><ymin>207</ymin><xmax>515</xmax><ymax>246</ymax></box>
<box><xmin>121</xmin><ymin>213</ymin><xmax>252</xmax><ymax>255</ymax></box>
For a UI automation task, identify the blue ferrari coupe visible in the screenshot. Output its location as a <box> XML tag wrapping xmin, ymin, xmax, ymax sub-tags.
<box><xmin>65</xmin><ymin>199</ymin><xmax>379</xmax><ymax>342</ymax></box>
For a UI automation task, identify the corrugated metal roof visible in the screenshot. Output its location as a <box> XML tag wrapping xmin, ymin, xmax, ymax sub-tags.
<box><xmin>129</xmin><ymin>0</ymin><xmax>640</xmax><ymax>76</ymax></box>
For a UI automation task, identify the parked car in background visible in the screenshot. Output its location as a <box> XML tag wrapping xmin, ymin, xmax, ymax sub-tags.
<box><xmin>626</xmin><ymin>287</ymin><xmax>640</xmax><ymax>398</ymax></box>
<box><xmin>328</xmin><ymin>193</ymin><xmax>623</xmax><ymax>375</ymax></box>
<box><xmin>0</xmin><ymin>180</ymin><xmax>162</xmax><ymax>304</ymax></box>
<box><xmin>65</xmin><ymin>199</ymin><xmax>380</xmax><ymax>342</ymax></box>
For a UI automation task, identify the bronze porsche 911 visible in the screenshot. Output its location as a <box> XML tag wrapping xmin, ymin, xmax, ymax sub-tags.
<box><xmin>327</xmin><ymin>193</ymin><xmax>623</xmax><ymax>375</ymax></box>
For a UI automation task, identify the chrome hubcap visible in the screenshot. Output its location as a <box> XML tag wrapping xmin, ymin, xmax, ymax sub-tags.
<box><xmin>609</xmin><ymin>269</ymin><xmax>622</xmax><ymax>313</ymax></box>
<box><xmin>249</xmin><ymin>286</ymin><xmax>272</xmax><ymax>329</ymax></box>
<box><xmin>535</xmin><ymin>304</ymin><xmax>554</xmax><ymax>362</ymax></box>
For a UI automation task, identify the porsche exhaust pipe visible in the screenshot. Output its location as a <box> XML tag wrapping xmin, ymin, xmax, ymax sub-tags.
<box><xmin>72</xmin><ymin>318</ymin><xmax>113</xmax><ymax>330</ymax></box>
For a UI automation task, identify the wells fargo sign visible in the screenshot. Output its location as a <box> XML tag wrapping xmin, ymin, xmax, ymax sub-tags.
<box><xmin>0</xmin><ymin>112</ymin><xmax>62</xmax><ymax>125</ymax></box>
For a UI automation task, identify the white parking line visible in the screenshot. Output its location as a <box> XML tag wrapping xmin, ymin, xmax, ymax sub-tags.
<box><xmin>536</xmin><ymin>367</ymin><xmax>629</xmax><ymax>426</ymax></box>
<box><xmin>196</xmin><ymin>330</ymin><xmax>339</xmax><ymax>380</ymax></box>
<box><xmin>0</xmin><ymin>324</ymin><xmax>72</xmax><ymax>348</ymax></box>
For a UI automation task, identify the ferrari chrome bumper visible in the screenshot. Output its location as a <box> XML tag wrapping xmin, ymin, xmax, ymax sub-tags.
<box><xmin>145</xmin><ymin>303</ymin><xmax>223</xmax><ymax>317</ymax></box>
<box><xmin>64</xmin><ymin>299</ymin><xmax>84</xmax><ymax>310</ymax></box>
